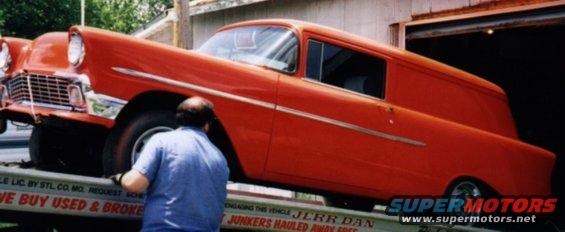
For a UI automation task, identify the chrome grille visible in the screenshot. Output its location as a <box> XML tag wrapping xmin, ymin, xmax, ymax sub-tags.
<box><xmin>6</xmin><ymin>73</ymin><xmax>72</xmax><ymax>108</ymax></box>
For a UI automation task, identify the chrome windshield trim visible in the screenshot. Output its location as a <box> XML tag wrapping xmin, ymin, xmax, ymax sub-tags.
<box><xmin>112</xmin><ymin>67</ymin><xmax>425</xmax><ymax>147</ymax></box>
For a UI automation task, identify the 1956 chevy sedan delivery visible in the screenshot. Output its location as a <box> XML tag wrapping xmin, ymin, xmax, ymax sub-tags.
<box><xmin>0</xmin><ymin>19</ymin><xmax>554</xmax><ymax>210</ymax></box>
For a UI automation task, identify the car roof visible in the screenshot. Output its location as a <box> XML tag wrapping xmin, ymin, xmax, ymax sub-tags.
<box><xmin>220</xmin><ymin>19</ymin><xmax>505</xmax><ymax>96</ymax></box>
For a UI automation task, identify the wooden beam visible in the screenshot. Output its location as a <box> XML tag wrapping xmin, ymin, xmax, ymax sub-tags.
<box><xmin>173</xmin><ymin>0</ymin><xmax>193</xmax><ymax>49</ymax></box>
<box><xmin>173</xmin><ymin>0</ymin><xmax>181</xmax><ymax>47</ymax></box>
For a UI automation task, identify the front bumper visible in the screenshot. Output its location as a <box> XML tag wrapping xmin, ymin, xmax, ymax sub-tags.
<box><xmin>0</xmin><ymin>104</ymin><xmax>115</xmax><ymax>128</ymax></box>
<box><xmin>0</xmin><ymin>71</ymin><xmax>127</xmax><ymax>128</ymax></box>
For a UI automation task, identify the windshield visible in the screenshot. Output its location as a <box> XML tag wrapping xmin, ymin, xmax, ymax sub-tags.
<box><xmin>198</xmin><ymin>26</ymin><xmax>298</xmax><ymax>73</ymax></box>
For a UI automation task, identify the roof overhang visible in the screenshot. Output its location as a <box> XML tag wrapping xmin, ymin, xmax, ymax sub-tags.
<box><xmin>133</xmin><ymin>0</ymin><xmax>269</xmax><ymax>39</ymax></box>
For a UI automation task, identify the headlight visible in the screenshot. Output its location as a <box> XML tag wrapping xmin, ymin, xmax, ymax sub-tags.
<box><xmin>0</xmin><ymin>42</ymin><xmax>11</xmax><ymax>72</ymax></box>
<box><xmin>68</xmin><ymin>33</ymin><xmax>85</xmax><ymax>67</ymax></box>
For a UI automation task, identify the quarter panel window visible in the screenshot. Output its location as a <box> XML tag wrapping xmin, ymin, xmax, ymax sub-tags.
<box><xmin>306</xmin><ymin>40</ymin><xmax>386</xmax><ymax>99</ymax></box>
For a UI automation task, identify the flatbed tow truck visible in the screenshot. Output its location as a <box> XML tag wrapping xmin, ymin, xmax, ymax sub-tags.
<box><xmin>0</xmin><ymin>162</ymin><xmax>489</xmax><ymax>232</ymax></box>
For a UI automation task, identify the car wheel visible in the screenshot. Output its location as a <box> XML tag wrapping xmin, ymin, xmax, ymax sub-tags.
<box><xmin>324</xmin><ymin>195</ymin><xmax>375</xmax><ymax>212</ymax></box>
<box><xmin>449</xmin><ymin>180</ymin><xmax>483</xmax><ymax>199</ymax></box>
<box><xmin>446</xmin><ymin>180</ymin><xmax>488</xmax><ymax>225</ymax></box>
<box><xmin>30</xmin><ymin>126</ymin><xmax>64</xmax><ymax>171</ymax></box>
<box><xmin>102</xmin><ymin>111</ymin><xmax>176</xmax><ymax>176</ymax></box>
<box><xmin>30</xmin><ymin>126</ymin><xmax>103</xmax><ymax>175</ymax></box>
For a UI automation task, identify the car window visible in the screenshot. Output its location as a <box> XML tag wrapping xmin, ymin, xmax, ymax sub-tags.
<box><xmin>198</xmin><ymin>26</ymin><xmax>298</xmax><ymax>73</ymax></box>
<box><xmin>306</xmin><ymin>40</ymin><xmax>386</xmax><ymax>99</ymax></box>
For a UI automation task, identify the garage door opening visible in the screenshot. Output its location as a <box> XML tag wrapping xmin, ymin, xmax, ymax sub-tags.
<box><xmin>406</xmin><ymin>23</ymin><xmax>565</xmax><ymax>223</ymax></box>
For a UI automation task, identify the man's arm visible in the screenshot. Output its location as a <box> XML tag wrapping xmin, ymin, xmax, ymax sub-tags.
<box><xmin>109</xmin><ymin>135</ymin><xmax>162</xmax><ymax>193</ymax></box>
<box><xmin>114</xmin><ymin>170</ymin><xmax>150</xmax><ymax>193</ymax></box>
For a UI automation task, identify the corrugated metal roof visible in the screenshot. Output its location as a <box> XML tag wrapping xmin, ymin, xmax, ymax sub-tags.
<box><xmin>133</xmin><ymin>0</ymin><xmax>269</xmax><ymax>38</ymax></box>
<box><xmin>191</xmin><ymin>0</ymin><xmax>219</xmax><ymax>7</ymax></box>
<box><xmin>190</xmin><ymin>0</ymin><xmax>268</xmax><ymax>16</ymax></box>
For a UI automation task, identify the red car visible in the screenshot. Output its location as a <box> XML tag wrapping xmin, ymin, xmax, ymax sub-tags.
<box><xmin>0</xmin><ymin>19</ymin><xmax>554</xmax><ymax>210</ymax></box>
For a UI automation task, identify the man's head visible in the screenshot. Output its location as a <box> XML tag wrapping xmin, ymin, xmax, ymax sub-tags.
<box><xmin>176</xmin><ymin>97</ymin><xmax>215</xmax><ymax>131</ymax></box>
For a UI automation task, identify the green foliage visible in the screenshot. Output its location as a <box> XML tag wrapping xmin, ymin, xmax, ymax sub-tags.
<box><xmin>0</xmin><ymin>1</ymin><xmax>80</xmax><ymax>38</ymax></box>
<box><xmin>89</xmin><ymin>0</ymin><xmax>172</xmax><ymax>35</ymax></box>
<box><xmin>0</xmin><ymin>0</ymin><xmax>173</xmax><ymax>39</ymax></box>
<box><xmin>0</xmin><ymin>9</ymin><xmax>5</xmax><ymax>31</ymax></box>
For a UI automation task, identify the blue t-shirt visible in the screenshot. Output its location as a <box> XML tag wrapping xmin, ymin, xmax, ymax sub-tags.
<box><xmin>132</xmin><ymin>126</ymin><xmax>229</xmax><ymax>232</ymax></box>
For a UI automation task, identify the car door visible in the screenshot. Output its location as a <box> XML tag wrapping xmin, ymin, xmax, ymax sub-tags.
<box><xmin>265</xmin><ymin>36</ymin><xmax>399</xmax><ymax>195</ymax></box>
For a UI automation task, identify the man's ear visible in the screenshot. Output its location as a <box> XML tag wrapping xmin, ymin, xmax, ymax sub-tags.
<box><xmin>203</xmin><ymin>123</ymin><xmax>210</xmax><ymax>133</ymax></box>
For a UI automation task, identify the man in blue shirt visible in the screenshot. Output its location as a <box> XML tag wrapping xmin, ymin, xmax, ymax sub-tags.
<box><xmin>110</xmin><ymin>97</ymin><xmax>229</xmax><ymax>231</ymax></box>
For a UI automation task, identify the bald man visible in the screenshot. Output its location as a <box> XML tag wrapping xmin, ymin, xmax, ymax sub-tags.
<box><xmin>110</xmin><ymin>97</ymin><xmax>229</xmax><ymax>232</ymax></box>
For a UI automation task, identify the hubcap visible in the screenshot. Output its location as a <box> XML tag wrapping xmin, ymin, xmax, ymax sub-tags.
<box><xmin>451</xmin><ymin>181</ymin><xmax>481</xmax><ymax>199</ymax></box>
<box><xmin>451</xmin><ymin>181</ymin><xmax>482</xmax><ymax>223</ymax></box>
<box><xmin>131</xmin><ymin>126</ymin><xmax>173</xmax><ymax>166</ymax></box>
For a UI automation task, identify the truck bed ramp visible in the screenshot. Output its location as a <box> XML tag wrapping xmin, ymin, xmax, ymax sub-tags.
<box><xmin>0</xmin><ymin>166</ymin><xmax>489</xmax><ymax>232</ymax></box>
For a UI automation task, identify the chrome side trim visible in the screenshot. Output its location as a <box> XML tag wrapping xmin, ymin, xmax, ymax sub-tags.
<box><xmin>277</xmin><ymin>106</ymin><xmax>426</xmax><ymax>147</ymax></box>
<box><xmin>112</xmin><ymin>67</ymin><xmax>276</xmax><ymax>110</ymax></box>
<box><xmin>112</xmin><ymin>67</ymin><xmax>425</xmax><ymax>147</ymax></box>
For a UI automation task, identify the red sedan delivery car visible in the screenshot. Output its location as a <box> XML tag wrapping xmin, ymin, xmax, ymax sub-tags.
<box><xmin>0</xmin><ymin>19</ymin><xmax>554</xmax><ymax>210</ymax></box>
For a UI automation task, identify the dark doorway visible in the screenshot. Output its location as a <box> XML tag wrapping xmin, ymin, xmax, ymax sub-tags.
<box><xmin>407</xmin><ymin>24</ymin><xmax>565</xmax><ymax>225</ymax></box>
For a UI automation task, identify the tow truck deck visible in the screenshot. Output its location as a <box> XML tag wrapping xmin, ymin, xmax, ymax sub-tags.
<box><xmin>0</xmin><ymin>165</ymin><xmax>488</xmax><ymax>231</ymax></box>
